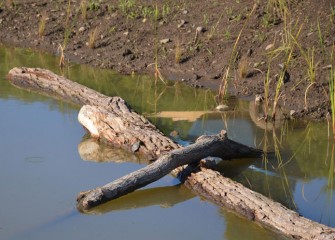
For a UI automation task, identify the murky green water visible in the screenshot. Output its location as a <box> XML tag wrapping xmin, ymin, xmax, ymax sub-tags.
<box><xmin>0</xmin><ymin>45</ymin><xmax>334</xmax><ymax>240</ymax></box>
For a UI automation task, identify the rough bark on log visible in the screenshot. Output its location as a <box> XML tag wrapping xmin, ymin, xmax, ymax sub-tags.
<box><xmin>185</xmin><ymin>168</ymin><xmax>335</xmax><ymax>240</ymax></box>
<box><xmin>76</xmin><ymin>133</ymin><xmax>262</xmax><ymax>210</ymax></box>
<box><xmin>7</xmin><ymin>67</ymin><xmax>335</xmax><ymax>240</ymax></box>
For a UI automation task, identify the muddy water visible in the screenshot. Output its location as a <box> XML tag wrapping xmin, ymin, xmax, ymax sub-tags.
<box><xmin>0</xmin><ymin>45</ymin><xmax>333</xmax><ymax>240</ymax></box>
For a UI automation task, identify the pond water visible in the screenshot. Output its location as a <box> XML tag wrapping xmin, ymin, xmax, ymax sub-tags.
<box><xmin>0</xmin><ymin>45</ymin><xmax>334</xmax><ymax>240</ymax></box>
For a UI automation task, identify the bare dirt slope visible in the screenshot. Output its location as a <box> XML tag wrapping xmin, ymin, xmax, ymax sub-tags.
<box><xmin>1</xmin><ymin>0</ymin><xmax>335</xmax><ymax>120</ymax></box>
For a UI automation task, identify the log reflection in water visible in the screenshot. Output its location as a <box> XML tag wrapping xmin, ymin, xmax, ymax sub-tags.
<box><xmin>78</xmin><ymin>138</ymin><xmax>148</xmax><ymax>164</ymax></box>
<box><xmin>83</xmin><ymin>184</ymin><xmax>195</xmax><ymax>215</ymax></box>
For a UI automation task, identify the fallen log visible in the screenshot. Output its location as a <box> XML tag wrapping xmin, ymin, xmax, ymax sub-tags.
<box><xmin>76</xmin><ymin>132</ymin><xmax>262</xmax><ymax>210</ymax></box>
<box><xmin>8</xmin><ymin>67</ymin><xmax>177</xmax><ymax>160</ymax></box>
<box><xmin>7</xmin><ymin>67</ymin><xmax>335</xmax><ymax>240</ymax></box>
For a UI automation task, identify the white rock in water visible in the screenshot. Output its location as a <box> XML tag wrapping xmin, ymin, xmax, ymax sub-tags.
<box><xmin>215</xmin><ymin>104</ymin><xmax>229</xmax><ymax>111</ymax></box>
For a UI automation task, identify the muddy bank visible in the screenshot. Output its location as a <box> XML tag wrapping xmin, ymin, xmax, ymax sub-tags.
<box><xmin>0</xmin><ymin>0</ymin><xmax>334</xmax><ymax>120</ymax></box>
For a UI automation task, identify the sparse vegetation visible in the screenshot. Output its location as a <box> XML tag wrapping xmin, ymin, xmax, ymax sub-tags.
<box><xmin>80</xmin><ymin>0</ymin><xmax>87</xmax><ymax>20</ymax></box>
<box><xmin>329</xmin><ymin>45</ymin><xmax>335</xmax><ymax>137</ymax></box>
<box><xmin>38</xmin><ymin>14</ymin><xmax>47</xmax><ymax>38</ymax></box>
<box><xmin>0</xmin><ymin>0</ymin><xmax>333</xmax><ymax>121</ymax></box>
<box><xmin>118</xmin><ymin>0</ymin><xmax>136</xmax><ymax>17</ymax></box>
<box><xmin>88</xmin><ymin>27</ymin><xmax>98</xmax><ymax>49</ymax></box>
<box><xmin>237</xmin><ymin>57</ymin><xmax>248</xmax><ymax>79</ymax></box>
<box><xmin>218</xmin><ymin>3</ymin><xmax>256</xmax><ymax>100</ymax></box>
<box><xmin>57</xmin><ymin>44</ymin><xmax>66</xmax><ymax>69</ymax></box>
<box><xmin>88</xmin><ymin>0</ymin><xmax>100</xmax><ymax>11</ymax></box>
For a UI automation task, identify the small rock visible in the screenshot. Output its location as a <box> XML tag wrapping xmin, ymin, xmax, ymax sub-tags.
<box><xmin>160</xmin><ymin>38</ymin><xmax>170</xmax><ymax>44</ymax></box>
<box><xmin>131</xmin><ymin>141</ymin><xmax>141</xmax><ymax>152</ymax></box>
<box><xmin>182</xmin><ymin>10</ymin><xmax>188</xmax><ymax>14</ymax></box>
<box><xmin>215</xmin><ymin>104</ymin><xmax>229</xmax><ymax>111</ymax></box>
<box><xmin>247</xmin><ymin>49</ymin><xmax>253</xmax><ymax>57</ymax></box>
<box><xmin>290</xmin><ymin>110</ymin><xmax>296</xmax><ymax>117</ymax></box>
<box><xmin>253</xmin><ymin>62</ymin><xmax>260</xmax><ymax>68</ymax></box>
<box><xmin>209</xmin><ymin>73</ymin><xmax>221</xmax><ymax>79</ymax></box>
<box><xmin>192</xmin><ymin>74</ymin><xmax>200</xmax><ymax>81</ymax></box>
<box><xmin>265</xmin><ymin>43</ymin><xmax>274</xmax><ymax>51</ymax></box>
<box><xmin>125</xmin><ymin>54</ymin><xmax>135</xmax><ymax>61</ymax></box>
<box><xmin>123</xmin><ymin>31</ymin><xmax>129</xmax><ymax>36</ymax></box>
<box><xmin>255</xmin><ymin>94</ymin><xmax>264</xmax><ymax>104</ymax></box>
<box><xmin>122</xmin><ymin>49</ymin><xmax>132</xmax><ymax>56</ymax></box>
<box><xmin>196</xmin><ymin>26</ymin><xmax>205</xmax><ymax>33</ymax></box>
<box><xmin>178</xmin><ymin>20</ymin><xmax>186</xmax><ymax>28</ymax></box>
<box><xmin>78</xmin><ymin>26</ymin><xmax>85</xmax><ymax>32</ymax></box>
<box><xmin>142</xmin><ymin>18</ymin><xmax>147</xmax><ymax>23</ymax></box>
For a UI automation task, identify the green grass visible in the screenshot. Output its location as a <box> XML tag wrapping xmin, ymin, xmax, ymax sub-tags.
<box><xmin>118</xmin><ymin>1</ymin><xmax>171</xmax><ymax>20</ymax></box>
<box><xmin>88</xmin><ymin>27</ymin><xmax>98</xmax><ymax>49</ymax></box>
<box><xmin>63</xmin><ymin>0</ymin><xmax>79</xmax><ymax>48</ymax></box>
<box><xmin>329</xmin><ymin>46</ymin><xmax>335</xmax><ymax>137</ymax></box>
<box><xmin>272</xmin><ymin>49</ymin><xmax>293</xmax><ymax>120</ymax></box>
<box><xmin>80</xmin><ymin>0</ymin><xmax>87</xmax><ymax>20</ymax></box>
<box><xmin>175</xmin><ymin>39</ymin><xmax>182</xmax><ymax>64</ymax></box>
<box><xmin>88</xmin><ymin>0</ymin><xmax>100</xmax><ymax>11</ymax></box>
<box><xmin>218</xmin><ymin>4</ymin><xmax>256</xmax><ymax>100</ymax></box>
<box><xmin>207</xmin><ymin>13</ymin><xmax>223</xmax><ymax>41</ymax></box>
<box><xmin>317</xmin><ymin>20</ymin><xmax>325</xmax><ymax>55</ymax></box>
<box><xmin>328</xmin><ymin>144</ymin><xmax>334</xmax><ymax>190</ymax></box>
<box><xmin>38</xmin><ymin>14</ymin><xmax>47</xmax><ymax>38</ymax></box>
<box><xmin>119</xmin><ymin>0</ymin><xmax>136</xmax><ymax>17</ymax></box>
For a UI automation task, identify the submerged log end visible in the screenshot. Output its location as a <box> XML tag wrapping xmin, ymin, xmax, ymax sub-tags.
<box><xmin>76</xmin><ymin>188</ymin><xmax>107</xmax><ymax>211</ymax></box>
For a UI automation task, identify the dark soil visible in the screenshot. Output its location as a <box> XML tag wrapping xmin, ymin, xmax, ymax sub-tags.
<box><xmin>1</xmin><ymin>0</ymin><xmax>335</xmax><ymax>120</ymax></box>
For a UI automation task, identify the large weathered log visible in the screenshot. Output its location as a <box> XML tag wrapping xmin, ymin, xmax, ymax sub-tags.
<box><xmin>7</xmin><ymin>67</ymin><xmax>335</xmax><ymax>240</ymax></box>
<box><xmin>7</xmin><ymin>67</ymin><xmax>177</xmax><ymax>160</ymax></box>
<box><xmin>185</xmin><ymin>168</ymin><xmax>335</xmax><ymax>240</ymax></box>
<box><xmin>76</xmin><ymin>132</ymin><xmax>262</xmax><ymax>210</ymax></box>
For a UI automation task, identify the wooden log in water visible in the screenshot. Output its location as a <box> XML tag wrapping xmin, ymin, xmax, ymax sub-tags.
<box><xmin>76</xmin><ymin>132</ymin><xmax>262</xmax><ymax>210</ymax></box>
<box><xmin>7</xmin><ymin>67</ymin><xmax>177</xmax><ymax>160</ymax></box>
<box><xmin>7</xmin><ymin>67</ymin><xmax>335</xmax><ymax>240</ymax></box>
